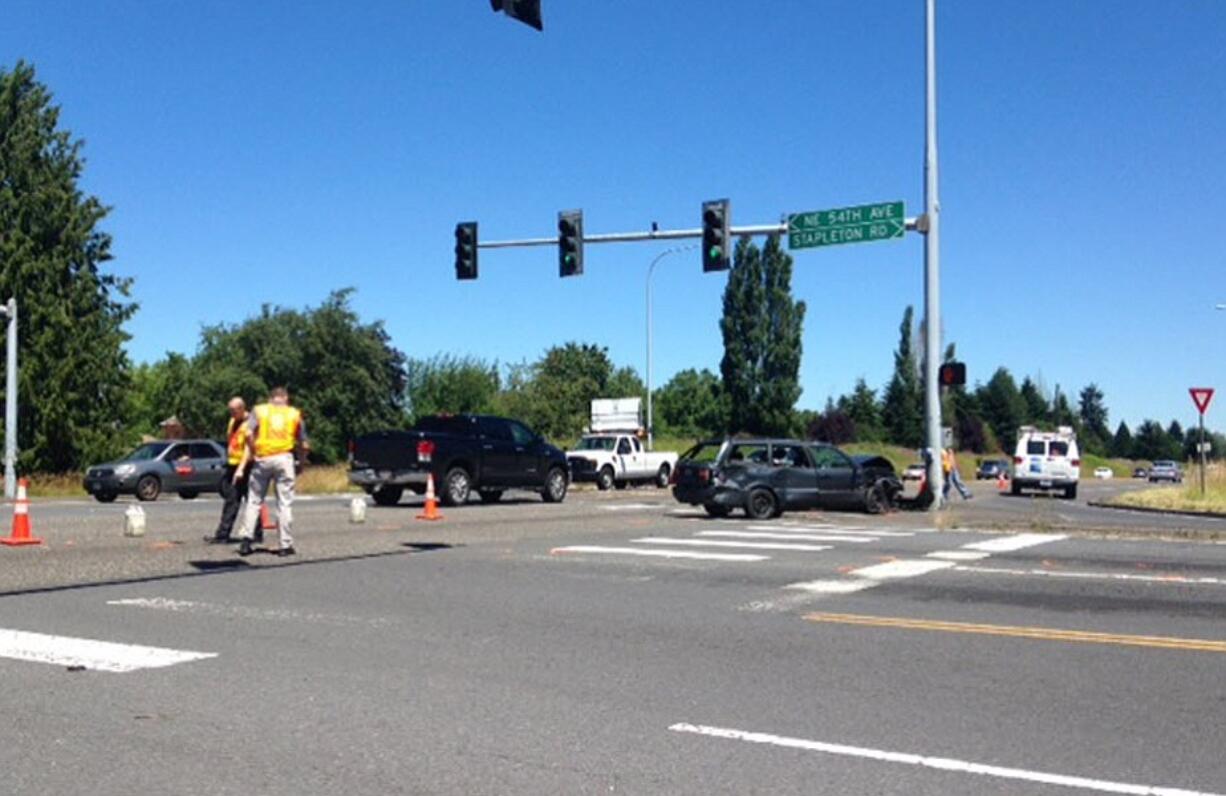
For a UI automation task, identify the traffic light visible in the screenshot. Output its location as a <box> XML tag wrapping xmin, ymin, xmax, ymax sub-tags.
<box><xmin>939</xmin><ymin>361</ymin><xmax>966</xmax><ymax>387</ymax></box>
<box><xmin>558</xmin><ymin>210</ymin><xmax>583</xmax><ymax>277</ymax></box>
<box><xmin>702</xmin><ymin>199</ymin><xmax>730</xmax><ymax>272</ymax></box>
<box><xmin>490</xmin><ymin>0</ymin><xmax>542</xmax><ymax>31</ymax></box>
<box><xmin>454</xmin><ymin>222</ymin><xmax>478</xmax><ymax>280</ymax></box>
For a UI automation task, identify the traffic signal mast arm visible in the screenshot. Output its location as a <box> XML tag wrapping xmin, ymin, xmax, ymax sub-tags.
<box><xmin>476</xmin><ymin>218</ymin><xmax>919</xmax><ymax>250</ymax></box>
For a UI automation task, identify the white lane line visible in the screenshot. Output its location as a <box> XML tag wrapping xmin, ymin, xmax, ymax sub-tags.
<box><xmin>631</xmin><ymin>537</ymin><xmax>832</xmax><ymax>552</ymax></box>
<box><xmin>785</xmin><ymin>579</ymin><xmax>876</xmax><ymax>595</ymax></box>
<box><xmin>851</xmin><ymin>559</ymin><xmax>956</xmax><ymax>579</ymax></box>
<box><xmin>927</xmin><ymin>551</ymin><xmax>991</xmax><ymax>561</ymax></box>
<box><xmin>107</xmin><ymin>597</ymin><xmax>389</xmax><ymax>626</ymax></box>
<box><xmin>953</xmin><ymin>566</ymin><xmax>1226</xmax><ymax>587</ymax></box>
<box><xmin>669</xmin><ymin>723</ymin><xmax>1223</xmax><ymax>796</ymax></box>
<box><xmin>598</xmin><ymin>503</ymin><xmax>662</xmax><ymax>511</ymax></box>
<box><xmin>961</xmin><ymin>533</ymin><xmax>1067</xmax><ymax>553</ymax></box>
<box><xmin>749</xmin><ymin>525</ymin><xmax>915</xmax><ymax>538</ymax></box>
<box><xmin>550</xmin><ymin>546</ymin><xmax>767</xmax><ymax>562</ymax></box>
<box><xmin>0</xmin><ymin>628</ymin><xmax>216</xmax><ymax>673</ymax></box>
<box><xmin>699</xmin><ymin>531</ymin><xmax>876</xmax><ymax>544</ymax></box>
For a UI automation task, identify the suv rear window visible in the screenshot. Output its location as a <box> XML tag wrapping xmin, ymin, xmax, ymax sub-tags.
<box><xmin>680</xmin><ymin>442</ymin><xmax>724</xmax><ymax>464</ymax></box>
<box><xmin>1026</xmin><ymin>441</ymin><xmax>1046</xmax><ymax>455</ymax></box>
<box><xmin>1049</xmin><ymin>441</ymin><xmax>1069</xmax><ymax>457</ymax></box>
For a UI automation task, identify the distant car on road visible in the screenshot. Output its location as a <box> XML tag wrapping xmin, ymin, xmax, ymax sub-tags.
<box><xmin>671</xmin><ymin>438</ymin><xmax>902</xmax><ymax>519</ymax></box>
<box><xmin>1148</xmin><ymin>460</ymin><xmax>1183</xmax><ymax>483</ymax></box>
<box><xmin>83</xmin><ymin>439</ymin><xmax>227</xmax><ymax>502</ymax></box>
<box><xmin>1132</xmin><ymin>466</ymin><xmax>1149</xmax><ymax>479</ymax></box>
<box><xmin>975</xmin><ymin>459</ymin><xmax>1010</xmax><ymax>480</ymax></box>
<box><xmin>1093</xmin><ymin>466</ymin><xmax>1114</xmax><ymax>479</ymax></box>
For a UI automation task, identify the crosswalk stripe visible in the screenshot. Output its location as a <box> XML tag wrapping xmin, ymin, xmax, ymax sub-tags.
<box><xmin>699</xmin><ymin>531</ymin><xmax>876</xmax><ymax>544</ymax></box>
<box><xmin>961</xmin><ymin>533</ymin><xmax>1066</xmax><ymax>553</ymax></box>
<box><xmin>747</xmin><ymin>525</ymin><xmax>915</xmax><ymax>537</ymax></box>
<box><xmin>0</xmin><ymin>628</ymin><xmax>216</xmax><ymax>672</ymax></box>
<box><xmin>631</xmin><ymin>537</ymin><xmax>832</xmax><ymax>552</ymax></box>
<box><xmin>551</xmin><ymin>546</ymin><xmax>767</xmax><ymax>562</ymax></box>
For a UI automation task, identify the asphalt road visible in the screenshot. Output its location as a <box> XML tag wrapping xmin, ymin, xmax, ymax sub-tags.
<box><xmin>2</xmin><ymin>489</ymin><xmax>1225</xmax><ymax>794</ymax></box>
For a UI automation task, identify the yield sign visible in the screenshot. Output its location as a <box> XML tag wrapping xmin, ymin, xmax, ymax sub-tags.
<box><xmin>1189</xmin><ymin>387</ymin><xmax>1215</xmax><ymax>415</ymax></box>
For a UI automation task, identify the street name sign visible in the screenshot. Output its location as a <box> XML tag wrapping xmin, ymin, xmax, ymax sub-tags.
<box><xmin>1189</xmin><ymin>387</ymin><xmax>1215</xmax><ymax>415</ymax></box>
<box><xmin>788</xmin><ymin>201</ymin><xmax>905</xmax><ymax>250</ymax></box>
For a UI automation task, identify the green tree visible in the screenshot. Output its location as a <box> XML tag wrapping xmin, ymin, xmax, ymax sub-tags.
<box><xmin>881</xmin><ymin>306</ymin><xmax>923</xmax><ymax>447</ymax></box>
<box><xmin>976</xmin><ymin>368</ymin><xmax>1026</xmax><ymax>452</ymax></box>
<box><xmin>718</xmin><ymin>236</ymin><xmax>805</xmax><ymax>435</ymax></box>
<box><xmin>1078</xmin><ymin>383</ymin><xmax>1110</xmax><ymax>455</ymax></box>
<box><xmin>1110</xmin><ymin>421</ymin><xmax>1133</xmax><ymax>459</ymax></box>
<box><xmin>1050</xmin><ymin>386</ymin><xmax>1077</xmax><ymax>429</ymax></box>
<box><xmin>1019</xmin><ymin>378</ymin><xmax>1049</xmax><ymax>426</ymax></box>
<box><xmin>1132</xmin><ymin>420</ymin><xmax>1172</xmax><ymax>462</ymax></box>
<box><xmin>495</xmin><ymin>342</ymin><xmax>627</xmax><ymax>441</ymax></box>
<box><xmin>0</xmin><ymin>61</ymin><xmax>138</xmax><ymax>471</ymax></box>
<box><xmin>838</xmin><ymin>378</ymin><xmax>882</xmax><ymax>442</ymax></box>
<box><xmin>653</xmin><ymin>368</ymin><xmax>726</xmax><ymax>438</ymax></box>
<box><xmin>406</xmin><ymin>355</ymin><xmax>499</xmax><ymax>421</ymax></box>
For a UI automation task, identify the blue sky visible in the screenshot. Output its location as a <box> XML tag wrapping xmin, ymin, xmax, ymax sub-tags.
<box><xmin>4</xmin><ymin>1</ymin><xmax>1224</xmax><ymax>431</ymax></box>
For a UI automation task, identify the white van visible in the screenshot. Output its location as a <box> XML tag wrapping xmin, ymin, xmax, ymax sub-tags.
<box><xmin>1011</xmin><ymin>425</ymin><xmax>1080</xmax><ymax>499</ymax></box>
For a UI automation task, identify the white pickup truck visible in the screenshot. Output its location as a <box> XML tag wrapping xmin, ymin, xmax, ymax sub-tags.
<box><xmin>567</xmin><ymin>433</ymin><xmax>678</xmax><ymax>490</ymax></box>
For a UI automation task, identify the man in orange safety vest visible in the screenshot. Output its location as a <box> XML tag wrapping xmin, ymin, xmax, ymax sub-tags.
<box><xmin>205</xmin><ymin>396</ymin><xmax>254</xmax><ymax>544</ymax></box>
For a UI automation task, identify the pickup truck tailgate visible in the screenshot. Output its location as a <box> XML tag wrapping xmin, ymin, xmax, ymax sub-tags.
<box><xmin>351</xmin><ymin>430</ymin><xmax>422</xmax><ymax>471</ymax></box>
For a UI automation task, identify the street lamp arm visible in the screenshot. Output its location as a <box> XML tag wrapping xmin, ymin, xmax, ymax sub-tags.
<box><xmin>646</xmin><ymin>244</ymin><xmax>699</xmax><ymax>451</ymax></box>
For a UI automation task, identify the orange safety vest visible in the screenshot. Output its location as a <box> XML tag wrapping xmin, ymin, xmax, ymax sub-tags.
<box><xmin>253</xmin><ymin>403</ymin><xmax>302</xmax><ymax>457</ymax></box>
<box><xmin>226</xmin><ymin>415</ymin><xmax>249</xmax><ymax>465</ymax></box>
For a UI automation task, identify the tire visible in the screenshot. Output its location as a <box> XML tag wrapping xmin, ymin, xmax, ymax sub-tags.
<box><xmin>135</xmin><ymin>474</ymin><xmax>161</xmax><ymax>502</ymax></box>
<box><xmin>479</xmin><ymin>490</ymin><xmax>503</xmax><ymax>504</ymax></box>
<box><xmin>1064</xmin><ymin>484</ymin><xmax>1078</xmax><ymax>500</ymax></box>
<box><xmin>703</xmin><ymin>503</ymin><xmax>731</xmax><ymax>518</ymax></box>
<box><xmin>93</xmin><ymin>492</ymin><xmax>118</xmax><ymax>503</ymax></box>
<box><xmin>613</xmin><ymin>480</ymin><xmax>628</xmax><ymax>490</ymax></box>
<box><xmin>596</xmin><ymin>467</ymin><xmax>614</xmax><ymax>491</ymax></box>
<box><xmin>371</xmin><ymin>485</ymin><xmax>403</xmax><ymax>506</ymax></box>
<box><xmin>865</xmin><ymin>482</ymin><xmax>890</xmax><ymax>515</ymax></box>
<box><xmin>178</xmin><ymin>490</ymin><xmax>199</xmax><ymax>500</ymax></box>
<box><xmin>744</xmin><ymin>487</ymin><xmax>778</xmax><ymax>520</ymax></box>
<box><xmin>655</xmin><ymin>464</ymin><xmax>671</xmax><ymax>488</ymax></box>
<box><xmin>1011</xmin><ymin>481</ymin><xmax>1022</xmax><ymax>497</ymax></box>
<box><xmin>441</xmin><ymin>467</ymin><xmax>471</xmax><ymax>507</ymax></box>
<box><xmin>541</xmin><ymin>467</ymin><xmax>568</xmax><ymax>503</ymax></box>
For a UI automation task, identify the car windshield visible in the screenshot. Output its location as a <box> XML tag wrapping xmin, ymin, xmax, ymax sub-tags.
<box><xmin>124</xmin><ymin>443</ymin><xmax>169</xmax><ymax>461</ymax></box>
<box><xmin>574</xmin><ymin>437</ymin><xmax>616</xmax><ymax>451</ymax></box>
<box><xmin>681</xmin><ymin>442</ymin><xmax>725</xmax><ymax>464</ymax></box>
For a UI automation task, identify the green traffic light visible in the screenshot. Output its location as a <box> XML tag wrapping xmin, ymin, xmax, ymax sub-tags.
<box><xmin>708</xmin><ymin>246</ymin><xmax>722</xmax><ymax>261</ymax></box>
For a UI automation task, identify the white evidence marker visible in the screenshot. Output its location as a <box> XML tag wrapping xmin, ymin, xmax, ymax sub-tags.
<box><xmin>631</xmin><ymin>537</ymin><xmax>832</xmax><ymax>553</ymax></box>
<box><xmin>669</xmin><ymin>723</ymin><xmax>1224</xmax><ymax>796</ymax></box>
<box><xmin>698</xmin><ymin>531</ymin><xmax>876</xmax><ymax>544</ymax></box>
<box><xmin>0</xmin><ymin>628</ymin><xmax>216</xmax><ymax>673</ymax></box>
<box><xmin>550</xmin><ymin>546</ymin><xmax>767</xmax><ymax>562</ymax></box>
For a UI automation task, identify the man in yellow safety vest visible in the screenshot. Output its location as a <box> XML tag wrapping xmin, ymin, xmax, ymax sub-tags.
<box><xmin>234</xmin><ymin>386</ymin><xmax>307</xmax><ymax>557</ymax></box>
<box><xmin>205</xmin><ymin>397</ymin><xmax>254</xmax><ymax>544</ymax></box>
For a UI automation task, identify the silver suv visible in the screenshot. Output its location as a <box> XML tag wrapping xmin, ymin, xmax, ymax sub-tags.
<box><xmin>1148</xmin><ymin>460</ymin><xmax>1183</xmax><ymax>483</ymax></box>
<box><xmin>83</xmin><ymin>439</ymin><xmax>227</xmax><ymax>502</ymax></box>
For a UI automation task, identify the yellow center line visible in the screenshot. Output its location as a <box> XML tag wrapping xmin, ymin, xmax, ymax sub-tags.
<box><xmin>802</xmin><ymin>612</ymin><xmax>1226</xmax><ymax>653</ymax></box>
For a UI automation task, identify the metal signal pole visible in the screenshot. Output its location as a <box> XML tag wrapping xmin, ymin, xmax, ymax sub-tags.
<box><xmin>922</xmin><ymin>0</ymin><xmax>944</xmax><ymax>511</ymax></box>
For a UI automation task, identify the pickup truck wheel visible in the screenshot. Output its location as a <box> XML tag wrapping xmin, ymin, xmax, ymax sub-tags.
<box><xmin>178</xmin><ymin>490</ymin><xmax>199</xmax><ymax>500</ymax></box>
<box><xmin>542</xmin><ymin>467</ymin><xmax>568</xmax><ymax>503</ymax></box>
<box><xmin>745</xmin><ymin>488</ymin><xmax>778</xmax><ymax>520</ymax></box>
<box><xmin>613</xmin><ymin>480</ymin><xmax>628</xmax><ymax>490</ymax></box>
<box><xmin>479</xmin><ymin>490</ymin><xmax>503</xmax><ymax>504</ymax></box>
<box><xmin>703</xmin><ymin>503</ymin><xmax>730</xmax><ymax>518</ymax></box>
<box><xmin>655</xmin><ymin>464</ymin><xmax>671</xmax><ymax>488</ymax></box>
<box><xmin>442</xmin><ymin>467</ymin><xmax>471</xmax><ymax>507</ymax></box>
<box><xmin>596</xmin><ymin>466</ymin><xmax>614</xmax><ymax>491</ymax></box>
<box><xmin>135</xmin><ymin>474</ymin><xmax>161</xmax><ymax>502</ymax></box>
<box><xmin>371</xmin><ymin>486</ymin><xmax>403</xmax><ymax>506</ymax></box>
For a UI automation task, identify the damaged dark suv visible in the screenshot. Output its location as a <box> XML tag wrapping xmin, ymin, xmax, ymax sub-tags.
<box><xmin>671</xmin><ymin>438</ymin><xmax>902</xmax><ymax>519</ymax></box>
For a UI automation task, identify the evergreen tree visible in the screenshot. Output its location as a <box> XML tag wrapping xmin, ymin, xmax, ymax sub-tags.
<box><xmin>839</xmin><ymin>378</ymin><xmax>882</xmax><ymax>441</ymax></box>
<box><xmin>0</xmin><ymin>62</ymin><xmax>137</xmax><ymax>471</ymax></box>
<box><xmin>653</xmin><ymin>368</ymin><xmax>726</xmax><ymax>438</ymax></box>
<box><xmin>1133</xmin><ymin>420</ymin><xmax>1170</xmax><ymax>462</ymax></box>
<box><xmin>719</xmin><ymin>236</ymin><xmax>805</xmax><ymax>435</ymax></box>
<box><xmin>976</xmin><ymin>368</ymin><xmax>1027</xmax><ymax>453</ymax></box>
<box><xmin>1019</xmin><ymin>378</ymin><xmax>1050</xmax><ymax>425</ymax></box>
<box><xmin>406</xmin><ymin>355</ymin><xmax>500</xmax><ymax>421</ymax></box>
<box><xmin>1050</xmin><ymin>386</ymin><xmax>1078</xmax><ymax>429</ymax></box>
<box><xmin>1078</xmin><ymin>383</ymin><xmax>1110</xmax><ymax>455</ymax></box>
<box><xmin>1110</xmin><ymin>421</ymin><xmax>1133</xmax><ymax>459</ymax></box>
<box><xmin>881</xmin><ymin>306</ymin><xmax>923</xmax><ymax>447</ymax></box>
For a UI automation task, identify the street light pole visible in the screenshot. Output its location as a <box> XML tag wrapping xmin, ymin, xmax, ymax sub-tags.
<box><xmin>1</xmin><ymin>299</ymin><xmax>16</xmax><ymax>500</ymax></box>
<box><xmin>922</xmin><ymin>0</ymin><xmax>944</xmax><ymax>510</ymax></box>
<box><xmin>646</xmin><ymin>244</ymin><xmax>697</xmax><ymax>451</ymax></box>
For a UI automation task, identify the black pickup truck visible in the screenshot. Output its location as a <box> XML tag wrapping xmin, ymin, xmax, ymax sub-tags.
<box><xmin>348</xmin><ymin>414</ymin><xmax>570</xmax><ymax>506</ymax></box>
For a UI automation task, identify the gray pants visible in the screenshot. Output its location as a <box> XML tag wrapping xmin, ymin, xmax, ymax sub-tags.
<box><xmin>237</xmin><ymin>453</ymin><xmax>295</xmax><ymax>549</ymax></box>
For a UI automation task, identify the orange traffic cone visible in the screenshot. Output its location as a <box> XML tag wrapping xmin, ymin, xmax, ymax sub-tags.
<box><xmin>416</xmin><ymin>473</ymin><xmax>444</xmax><ymax>521</ymax></box>
<box><xmin>2</xmin><ymin>478</ymin><xmax>42</xmax><ymax>546</ymax></box>
<box><xmin>997</xmin><ymin>472</ymin><xmax>1008</xmax><ymax>494</ymax></box>
<box><xmin>260</xmin><ymin>502</ymin><xmax>278</xmax><ymax>531</ymax></box>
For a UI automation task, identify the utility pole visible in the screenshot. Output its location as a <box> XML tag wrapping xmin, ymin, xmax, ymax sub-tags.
<box><xmin>921</xmin><ymin>0</ymin><xmax>944</xmax><ymax>511</ymax></box>
<box><xmin>0</xmin><ymin>299</ymin><xmax>16</xmax><ymax>499</ymax></box>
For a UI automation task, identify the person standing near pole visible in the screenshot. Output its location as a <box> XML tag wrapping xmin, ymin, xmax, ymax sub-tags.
<box><xmin>234</xmin><ymin>387</ymin><xmax>305</xmax><ymax>557</ymax></box>
<box><xmin>205</xmin><ymin>397</ymin><xmax>257</xmax><ymax>544</ymax></box>
<box><xmin>946</xmin><ymin>446</ymin><xmax>973</xmax><ymax>500</ymax></box>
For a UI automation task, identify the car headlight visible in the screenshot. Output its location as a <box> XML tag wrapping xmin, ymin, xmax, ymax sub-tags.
<box><xmin>114</xmin><ymin>463</ymin><xmax>136</xmax><ymax>476</ymax></box>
